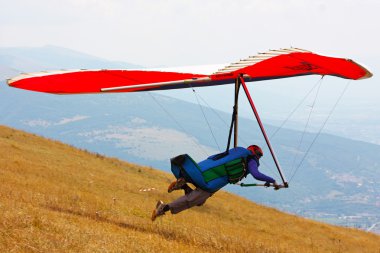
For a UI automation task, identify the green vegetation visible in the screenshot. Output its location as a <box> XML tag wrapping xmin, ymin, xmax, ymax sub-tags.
<box><xmin>0</xmin><ymin>125</ymin><xmax>379</xmax><ymax>253</ymax></box>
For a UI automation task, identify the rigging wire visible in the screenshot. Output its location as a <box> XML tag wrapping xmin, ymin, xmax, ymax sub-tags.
<box><xmin>189</xmin><ymin>87</ymin><xmax>250</xmax><ymax>147</ymax></box>
<box><xmin>191</xmin><ymin>78</ymin><xmax>326</xmax><ymax>177</ymax></box>
<box><xmin>270</xmin><ymin>77</ymin><xmax>324</xmax><ymax>139</ymax></box>
<box><xmin>288</xmin><ymin>80</ymin><xmax>352</xmax><ymax>182</ymax></box>
<box><xmin>289</xmin><ymin>78</ymin><xmax>324</xmax><ymax>177</ymax></box>
<box><xmin>189</xmin><ymin>85</ymin><xmax>221</xmax><ymax>152</ymax></box>
<box><xmin>147</xmin><ymin>92</ymin><xmax>209</xmax><ymax>157</ymax></box>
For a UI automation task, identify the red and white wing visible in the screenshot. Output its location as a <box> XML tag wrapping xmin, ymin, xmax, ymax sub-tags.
<box><xmin>7</xmin><ymin>48</ymin><xmax>372</xmax><ymax>94</ymax></box>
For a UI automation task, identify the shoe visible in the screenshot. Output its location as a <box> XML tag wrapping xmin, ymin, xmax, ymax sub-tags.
<box><xmin>167</xmin><ymin>178</ymin><xmax>187</xmax><ymax>193</ymax></box>
<box><xmin>151</xmin><ymin>200</ymin><xmax>166</xmax><ymax>221</ymax></box>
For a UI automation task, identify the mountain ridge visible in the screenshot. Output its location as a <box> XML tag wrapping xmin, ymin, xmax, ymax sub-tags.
<box><xmin>0</xmin><ymin>45</ymin><xmax>142</xmax><ymax>79</ymax></box>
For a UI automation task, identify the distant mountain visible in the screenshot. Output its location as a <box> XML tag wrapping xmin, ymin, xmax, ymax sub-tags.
<box><xmin>0</xmin><ymin>45</ymin><xmax>142</xmax><ymax>79</ymax></box>
<box><xmin>0</xmin><ymin>46</ymin><xmax>379</xmax><ymax>233</ymax></box>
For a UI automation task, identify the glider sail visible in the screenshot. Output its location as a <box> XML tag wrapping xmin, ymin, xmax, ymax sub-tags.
<box><xmin>7</xmin><ymin>48</ymin><xmax>372</xmax><ymax>94</ymax></box>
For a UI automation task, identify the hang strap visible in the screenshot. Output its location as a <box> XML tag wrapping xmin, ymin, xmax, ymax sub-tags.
<box><xmin>226</xmin><ymin>79</ymin><xmax>241</xmax><ymax>152</ymax></box>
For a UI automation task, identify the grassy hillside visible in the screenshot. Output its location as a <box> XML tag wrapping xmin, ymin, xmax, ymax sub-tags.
<box><xmin>0</xmin><ymin>125</ymin><xmax>379</xmax><ymax>253</ymax></box>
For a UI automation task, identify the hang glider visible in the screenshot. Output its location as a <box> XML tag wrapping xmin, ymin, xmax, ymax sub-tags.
<box><xmin>6</xmin><ymin>48</ymin><xmax>373</xmax><ymax>189</ymax></box>
<box><xmin>7</xmin><ymin>48</ymin><xmax>372</xmax><ymax>94</ymax></box>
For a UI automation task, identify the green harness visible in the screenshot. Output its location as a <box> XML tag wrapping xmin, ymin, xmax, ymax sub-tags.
<box><xmin>201</xmin><ymin>158</ymin><xmax>248</xmax><ymax>184</ymax></box>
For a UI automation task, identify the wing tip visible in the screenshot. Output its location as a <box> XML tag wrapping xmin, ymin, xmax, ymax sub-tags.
<box><xmin>6</xmin><ymin>77</ymin><xmax>19</xmax><ymax>87</ymax></box>
<box><xmin>358</xmin><ymin>71</ymin><xmax>373</xmax><ymax>80</ymax></box>
<box><xmin>348</xmin><ymin>59</ymin><xmax>373</xmax><ymax>80</ymax></box>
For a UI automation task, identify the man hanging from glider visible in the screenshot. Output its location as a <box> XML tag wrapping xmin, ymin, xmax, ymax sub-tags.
<box><xmin>151</xmin><ymin>145</ymin><xmax>280</xmax><ymax>221</ymax></box>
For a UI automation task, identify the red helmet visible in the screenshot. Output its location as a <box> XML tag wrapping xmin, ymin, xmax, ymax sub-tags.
<box><xmin>248</xmin><ymin>145</ymin><xmax>263</xmax><ymax>158</ymax></box>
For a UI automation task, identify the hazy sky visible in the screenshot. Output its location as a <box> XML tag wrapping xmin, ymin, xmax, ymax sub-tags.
<box><xmin>1</xmin><ymin>0</ymin><xmax>379</xmax><ymax>67</ymax></box>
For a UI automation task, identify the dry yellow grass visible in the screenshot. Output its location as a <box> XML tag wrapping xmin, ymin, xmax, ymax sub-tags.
<box><xmin>0</xmin><ymin>125</ymin><xmax>379</xmax><ymax>253</ymax></box>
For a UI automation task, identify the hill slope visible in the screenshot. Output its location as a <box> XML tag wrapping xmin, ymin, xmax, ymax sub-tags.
<box><xmin>0</xmin><ymin>125</ymin><xmax>379</xmax><ymax>253</ymax></box>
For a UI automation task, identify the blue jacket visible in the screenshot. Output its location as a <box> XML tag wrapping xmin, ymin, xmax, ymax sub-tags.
<box><xmin>171</xmin><ymin>147</ymin><xmax>275</xmax><ymax>192</ymax></box>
